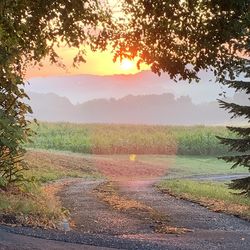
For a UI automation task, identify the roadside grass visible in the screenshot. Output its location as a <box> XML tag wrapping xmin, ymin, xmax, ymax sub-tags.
<box><xmin>0</xmin><ymin>184</ymin><xmax>63</xmax><ymax>228</ymax></box>
<box><xmin>141</xmin><ymin>155</ymin><xmax>249</xmax><ymax>220</ymax></box>
<box><xmin>138</xmin><ymin>155</ymin><xmax>248</xmax><ymax>178</ymax></box>
<box><xmin>24</xmin><ymin>150</ymin><xmax>101</xmax><ymax>183</ymax></box>
<box><xmin>0</xmin><ymin>150</ymin><xmax>101</xmax><ymax>228</ymax></box>
<box><xmin>157</xmin><ymin>179</ymin><xmax>250</xmax><ymax>220</ymax></box>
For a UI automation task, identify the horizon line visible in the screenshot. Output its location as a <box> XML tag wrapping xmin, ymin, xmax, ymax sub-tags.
<box><xmin>25</xmin><ymin>69</ymin><xmax>153</xmax><ymax>80</ymax></box>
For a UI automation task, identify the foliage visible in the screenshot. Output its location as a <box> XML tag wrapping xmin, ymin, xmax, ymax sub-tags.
<box><xmin>0</xmin><ymin>83</ymin><xmax>32</xmax><ymax>188</ymax></box>
<box><xmin>113</xmin><ymin>0</ymin><xmax>249</xmax><ymax>81</ymax></box>
<box><xmin>26</xmin><ymin>122</ymin><xmax>233</xmax><ymax>155</ymax></box>
<box><xmin>217</xmin><ymin>73</ymin><xmax>250</xmax><ymax>196</ymax></box>
<box><xmin>0</xmin><ymin>0</ymin><xmax>112</xmax><ymax>189</ymax></box>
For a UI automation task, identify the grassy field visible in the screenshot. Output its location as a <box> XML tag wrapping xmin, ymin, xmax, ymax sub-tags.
<box><xmin>95</xmin><ymin>154</ymin><xmax>248</xmax><ymax>177</ymax></box>
<box><xmin>26</xmin><ymin>122</ymin><xmax>234</xmax><ymax>155</ymax></box>
<box><xmin>137</xmin><ymin>155</ymin><xmax>249</xmax><ymax>177</ymax></box>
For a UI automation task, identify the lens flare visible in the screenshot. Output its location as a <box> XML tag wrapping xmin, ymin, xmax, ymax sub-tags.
<box><xmin>129</xmin><ymin>154</ymin><xmax>136</xmax><ymax>161</ymax></box>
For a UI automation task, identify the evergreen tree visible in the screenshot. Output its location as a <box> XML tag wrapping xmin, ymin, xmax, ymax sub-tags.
<box><xmin>217</xmin><ymin>63</ymin><xmax>250</xmax><ymax>196</ymax></box>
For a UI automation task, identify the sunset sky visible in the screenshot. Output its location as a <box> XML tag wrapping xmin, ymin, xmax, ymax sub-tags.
<box><xmin>26</xmin><ymin>47</ymin><xmax>149</xmax><ymax>79</ymax></box>
<box><xmin>26</xmin><ymin>0</ymin><xmax>146</xmax><ymax>79</ymax></box>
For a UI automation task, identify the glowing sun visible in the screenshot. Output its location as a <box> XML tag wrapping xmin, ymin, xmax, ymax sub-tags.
<box><xmin>120</xmin><ymin>59</ymin><xmax>134</xmax><ymax>71</ymax></box>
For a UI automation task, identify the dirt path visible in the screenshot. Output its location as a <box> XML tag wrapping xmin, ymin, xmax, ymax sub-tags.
<box><xmin>58</xmin><ymin>179</ymin><xmax>153</xmax><ymax>235</ymax></box>
<box><xmin>117</xmin><ymin>178</ymin><xmax>250</xmax><ymax>231</ymax></box>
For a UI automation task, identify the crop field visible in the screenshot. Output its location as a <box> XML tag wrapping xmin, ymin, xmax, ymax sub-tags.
<box><xmin>26</xmin><ymin>122</ymin><xmax>234</xmax><ymax>155</ymax></box>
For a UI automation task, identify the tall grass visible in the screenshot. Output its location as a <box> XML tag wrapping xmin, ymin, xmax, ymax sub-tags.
<box><xmin>26</xmin><ymin>122</ymin><xmax>234</xmax><ymax>155</ymax></box>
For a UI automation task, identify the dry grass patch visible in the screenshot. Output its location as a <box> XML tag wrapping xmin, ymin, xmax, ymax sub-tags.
<box><xmin>93</xmin><ymin>158</ymin><xmax>167</xmax><ymax>180</ymax></box>
<box><xmin>94</xmin><ymin>182</ymin><xmax>154</xmax><ymax>212</ymax></box>
<box><xmin>94</xmin><ymin>181</ymin><xmax>192</xmax><ymax>234</ymax></box>
<box><xmin>25</xmin><ymin>150</ymin><xmax>101</xmax><ymax>183</ymax></box>
<box><xmin>155</xmin><ymin>225</ymin><xmax>193</xmax><ymax>234</ymax></box>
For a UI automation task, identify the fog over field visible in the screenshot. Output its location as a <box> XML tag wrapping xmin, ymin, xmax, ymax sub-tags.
<box><xmin>26</xmin><ymin>70</ymin><xmax>236</xmax><ymax>104</ymax></box>
<box><xmin>25</xmin><ymin>70</ymin><xmax>248</xmax><ymax>125</ymax></box>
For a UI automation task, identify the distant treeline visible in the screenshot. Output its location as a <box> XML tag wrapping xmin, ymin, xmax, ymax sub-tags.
<box><xmin>28</xmin><ymin>92</ymin><xmax>248</xmax><ymax>125</ymax></box>
<box><xmin>26</xmin><ymin>123</ymin><xmax>235</xmax><ymax>155</ymax></box>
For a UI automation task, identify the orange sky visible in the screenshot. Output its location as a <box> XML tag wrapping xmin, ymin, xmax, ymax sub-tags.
<box><xmin>24</xmin><ymin>1</ymin><xmax>149</xmax><ymax>78</ymax></box>
<box><xmin>26</xmin><ymin>47</ymin><xmax>149</xmax><ymax>79</ymax></box>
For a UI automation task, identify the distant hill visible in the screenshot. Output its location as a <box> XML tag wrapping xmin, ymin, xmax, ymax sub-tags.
<box><xmin>25</xmin><ymin>70</ymin><xmax>236</xmax><ymax>105</ymax></box>
<box><xmin>27</xmin><ymin>92</ymin><xmax>247</xmax><ymax>125</ymax></box>
<box><xmin>28</xmin><ymin>92</ymin><xmax>77</xmax><ymax>121</ymax></box>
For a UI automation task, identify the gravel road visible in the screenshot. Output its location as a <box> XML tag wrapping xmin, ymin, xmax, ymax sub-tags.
<box><xmin>0</xmin><ymin>157</ymin><xmax>249</xmax><ymax>250</ymax></box>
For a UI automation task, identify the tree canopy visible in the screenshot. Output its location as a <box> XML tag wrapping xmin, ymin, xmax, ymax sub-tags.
<box><xmin>0</xmin><ymin>0</ymin><xmax>112</xmax><ymax>188</ymax></box>
<box><xmin>113</xmin><ymin>0</ymin><xmax>249</xmax><ymax>81</ymax></box>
